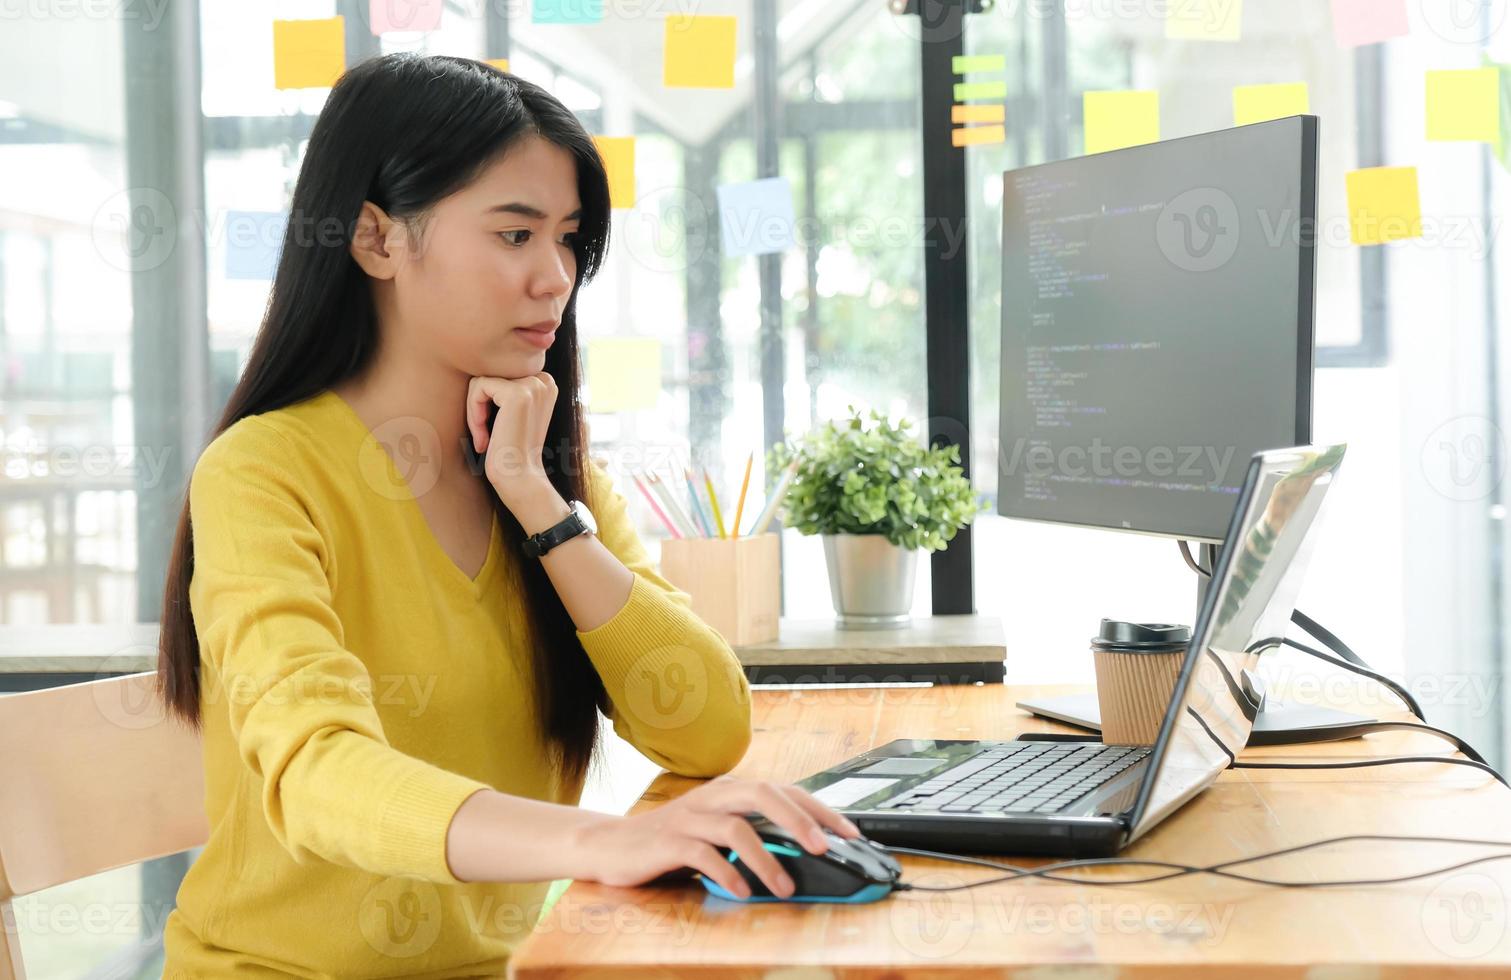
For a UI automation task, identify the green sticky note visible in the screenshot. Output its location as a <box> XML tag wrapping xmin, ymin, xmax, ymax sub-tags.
<box><xmin>952</xmin><ymin>54</ymin><xmax>1006</xmax><ymax>75</ymax></box>
<box><xmin>1083</xmin><ymin>90</ymin><xmax>1160</xmax><ymax>154</ymax></box>
<box><xmin>954</xmin><ymin>81</ymin><xmax>1008</xmax><ymax>101</ymax></box>
<box><xmin>1426</xmin><ymin>68</ymin><xmax>1501</xmax><ymax>142</ymax></box>
<box><xmin>587</xmin><ymin>337</ymin><xmax>662</xmax><ymax>412</ymax></box>
<box><xmin>1345</xmin><ymin>166</ymin><xmax>1422</xmax><ymax>245</ymax></box>
<box><xmin>1233</xmin><ymin>82</ymin><xmax>1310</xmax><ymax>126</ymax></box>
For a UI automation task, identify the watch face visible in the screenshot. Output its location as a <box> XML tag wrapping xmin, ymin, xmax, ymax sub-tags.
<box><xmin>573</xmin><ymin>499</ymin><xmax>597</xmax><ymax>535</ymax></box>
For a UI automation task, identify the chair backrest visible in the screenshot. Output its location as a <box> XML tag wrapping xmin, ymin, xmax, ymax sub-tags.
<box><xmin>0</xmin><ymin>672</ymin><xmax>206</xmax><ymax>978</ymax></box>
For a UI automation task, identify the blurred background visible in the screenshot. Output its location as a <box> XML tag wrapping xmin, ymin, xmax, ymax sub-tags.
<box><xmin>2</xmin><ymin>0</ymin><xmax>1508</xmax><ymax>973</ymax></box>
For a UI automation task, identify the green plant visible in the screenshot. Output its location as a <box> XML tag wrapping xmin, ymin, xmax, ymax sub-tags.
<box><xmin>766</xmin><ymin>406</ymin><xmax>986</xmax><ymax>553</ymax></box>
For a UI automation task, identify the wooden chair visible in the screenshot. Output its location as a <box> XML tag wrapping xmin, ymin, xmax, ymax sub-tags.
<box><xmin>0</xmin><ymin>672</ymin><xmax>206</xmax><ymax>978</ymax></box>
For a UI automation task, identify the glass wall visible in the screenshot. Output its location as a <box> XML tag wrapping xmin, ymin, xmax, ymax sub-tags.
<box><xmin>963</xmin><ymin>0</ymin><xmax>1508</xmax><ymax>772</ymax></box>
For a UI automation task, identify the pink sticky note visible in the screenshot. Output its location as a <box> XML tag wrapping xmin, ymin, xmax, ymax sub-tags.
<box><xmin>1330</xmin><ymin>0</ymin><xmax>1409</xmax><ymax>47</ymax></box>
<box><xmin>370</xmin><ymin>0</ymin><xmax>443</xmax><ymax>34</ymax></box>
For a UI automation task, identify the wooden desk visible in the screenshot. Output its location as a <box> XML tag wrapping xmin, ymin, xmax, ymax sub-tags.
<box><xmin>510</xmin><ymin>684</ymin><xmax>1511</xmax><ymax>977</ymax></box>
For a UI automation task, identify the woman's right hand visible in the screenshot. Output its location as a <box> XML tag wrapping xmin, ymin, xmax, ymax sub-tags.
<box><xmin>569</xmin><ymin>775</ymin><xmax>863</xmax><ymax>900</ymax></box>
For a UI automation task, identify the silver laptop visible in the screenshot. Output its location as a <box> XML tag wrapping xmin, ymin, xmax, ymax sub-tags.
<box><xmin>794</xmin><ymin>444</ymin><xmax>1347</xmax><ymax>857</ymax></box>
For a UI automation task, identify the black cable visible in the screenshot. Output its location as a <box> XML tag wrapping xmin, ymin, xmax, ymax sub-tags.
<box><xmin>1291</xmin><ymin>607</ymin><xmax>1369</xmax><ymax>668</ymax></box>
<box><xmin>1178</xmin><ymin>538</ymin><xmax>1210</xmax><ymax>577</ymax></box>
<box><xmin>889</xmin><ymin>835</ymin><xmax>1511</xmax><ymax>892</ymax></box>
<box><xmin>1233</xmin><ymin>753</ymin><xmax>1507</xmax><ymax>787</ymax></box>
<box><xmin>1177</xmin><ymin>539</ymin><xmax>1427</xmax><ymax>720</ymax></box>
<box><xmin>1281</xmin><ymin>637</ymin><xmax>1425</xmax><ymax>720</ymax></box>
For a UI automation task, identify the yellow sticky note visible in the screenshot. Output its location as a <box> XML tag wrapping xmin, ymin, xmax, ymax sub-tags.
<box><xmin>1083</xmin><ymin>90</ymin><xmax>1159</xmax><ymax>154</ymax></box>
<box><xmin>1426</xmin><ymin>68</ymin><xmax>1501</xmax><ymax>142</ymax></box>
<box><xmin>664</xmin><ymin>15</ymin><xmax>737</xmax><ymax>89</ymax></box>
<box><xmin>485</xmin><ymin>58</ymin><xmax>511</xmax><ymax>73</ymax></box>
<box><xmin>952</xmin><ymin>126</ymin><xmax>1006</xmax><ymax>147</ymax></box>
<box><xmin>593</xmin><ymin>136</ymin><xmax>635</xmax><ymax>209</ymax></box>
<box><xmin>1233</xmin><ymin>82</ymin><xmax>1310</xmax><ymax>126</ymax></box>
<box><xmin>273</xmin><ymin>17</ymin><xmax>346</xmax><ymax>90</ymax></box>
<box><xmin>587</xmin><ymin>337</ymin><xmax>662</xmax><ymax>412</ymax></box>
<box><xmin>1345</xmin><ymin>166</ymin><xmax>1422</xmax><ymax>245</ymax></box>
<box><xmin>1166</xmin><ymin>0</ymin><xmax>1243</xmax><ymax>40</ymax></box>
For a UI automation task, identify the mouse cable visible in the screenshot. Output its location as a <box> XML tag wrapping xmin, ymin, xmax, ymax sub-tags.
<box><xmin>1177</xmin><ymin>539</ymin><xmax>1426</xmax><ymax>720</ymax></box>
<box><xmin>886</xmin><ymin>834</ymin><xmax>1511</xmax><ymax>891</ymax></box>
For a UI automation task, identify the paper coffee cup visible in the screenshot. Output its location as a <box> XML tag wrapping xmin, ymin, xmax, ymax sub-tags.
<box><xmin>1091</xmin><ymin>619</ymin><xmax>1191</xmax><ymax>746</ymax></box>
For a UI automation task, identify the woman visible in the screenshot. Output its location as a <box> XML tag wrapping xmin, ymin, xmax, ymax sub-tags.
<box><xmin>157</xmin><ymin>53</ymin><xmax>858</xmax><ymax>976</ymax></box>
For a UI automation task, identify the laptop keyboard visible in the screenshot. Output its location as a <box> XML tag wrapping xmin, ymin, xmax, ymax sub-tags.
<box><xmin>875</xmin><ymin>742</ymin><xmax>1151</xmax><ymax>815</ymax></box>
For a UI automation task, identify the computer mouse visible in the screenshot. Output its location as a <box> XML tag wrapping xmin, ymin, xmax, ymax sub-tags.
<box><xmin>699</xmin><ymin>815</ymin><xmax>903</xmax><ymax>903</ymax></box>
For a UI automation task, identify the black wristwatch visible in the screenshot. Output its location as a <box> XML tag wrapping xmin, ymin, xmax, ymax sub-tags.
<box><xmin>521</xmin><ymin>499</ymin><xmax>597</xmax><ymax>558</ymax></box>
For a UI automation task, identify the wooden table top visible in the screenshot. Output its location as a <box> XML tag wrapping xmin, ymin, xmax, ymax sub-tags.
<box><xmin>509</xmin><ymin>683</ymin><xmax>1511</xmax><ymax>978</ymax></box>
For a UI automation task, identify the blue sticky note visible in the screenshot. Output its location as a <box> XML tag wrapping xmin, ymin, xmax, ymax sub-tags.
<box><xmin>532</xmin><ymin>0</ymin><xmax>603</xmax><ymax>24</ymax></box>
<box><xmin>225</xmin><ymin>211</ymin><xmax>285</xmax><ymax>281</ymax></box>
<box><xmin>716</xmin><ymin>177</ymin><xmax>796</xmax><ymax>257</ymax></box>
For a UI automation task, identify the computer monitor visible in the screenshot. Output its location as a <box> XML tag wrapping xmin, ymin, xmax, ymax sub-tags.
<box><xmin>996</xmin><ymin>116</ymin><xmax>1317</xmax><ymax>544</ymax></box>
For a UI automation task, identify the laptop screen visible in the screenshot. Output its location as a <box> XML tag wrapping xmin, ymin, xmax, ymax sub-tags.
<box><xmin>1126</xmin><ymin>444</ymin><xmax>1346</xmax><ymax>840</ymax></box>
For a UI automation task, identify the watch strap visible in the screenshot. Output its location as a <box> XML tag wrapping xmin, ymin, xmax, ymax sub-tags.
<box><xmin>522</xmin><ymin>507</ymin><xmax>588</xmax><ymax>558</ymax></box>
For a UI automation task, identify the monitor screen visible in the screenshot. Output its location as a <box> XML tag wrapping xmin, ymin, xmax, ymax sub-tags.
<box><xmin>996</xmin><ymin>116</ymin><xmax>1316</xmax><ymax>543</ymax></box>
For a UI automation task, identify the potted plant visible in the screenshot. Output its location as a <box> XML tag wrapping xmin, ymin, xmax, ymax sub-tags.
<box><xmin>767</xmin><ymin>406</ymin><xmax>986</xmax><ymax>629</ymax></box>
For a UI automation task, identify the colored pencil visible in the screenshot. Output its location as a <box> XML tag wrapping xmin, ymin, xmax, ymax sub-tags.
<box><xmin>649</xmin><ymin>473</ymin><xmax>699</xmax><ymax>537</ymax></box>
<box><xmin>702</xmin><ymin>467</ymin><xmax>727</xmax><ymax>538</ymax></box>
<box><xmin>750</xmin><ymin>459</ymin><xmax>799</xmax><ymax>536</ymax></box>
<box><xmin>680</xmin><ymin>463</ymin><xmax>713</xmax><ymax>536</ymax></box>
<box><xmin>631</xmin><ymin>473</ymin><xmax>680</xmax><ymax>538</ymax></box>
<box><xmin>730</xmin><ymin>452</ymin><xmax>754</xmax><ymax>539</ymax></box>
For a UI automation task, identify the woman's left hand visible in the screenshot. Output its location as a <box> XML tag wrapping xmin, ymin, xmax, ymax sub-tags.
<box><xmin>466</xmin><ymin>373</ymin><xmax>559</xmax><ymax>509</ymax></box>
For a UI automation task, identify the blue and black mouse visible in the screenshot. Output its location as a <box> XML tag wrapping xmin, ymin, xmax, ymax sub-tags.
<box><xmin>699</xmin><ymin>815</ymin><xmax>903</xmax><ymax>904</ymax></box>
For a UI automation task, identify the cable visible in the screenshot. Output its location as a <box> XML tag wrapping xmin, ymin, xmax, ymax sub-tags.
<box><xmin>1177</xmin><ymin>539</ymin><xmax>1427</xmax><ymax>720</ymax></box>
<box><xmin>887</xmin><ymin>835</ymin><xmax>1511</xmax><ymax>892</ymax></box>
<box><xmin>1233</xmin><ymin>754</ymin><xmax>1506</xmax><ymax>787</ymax></box>
<box><xmin>1291</xmin><ymin>608</ymin><xmax>1369</xmax><ymax>668</ymax></box>
<box><xmin>1178</xmin><ymin>538</ymin><xmax>1210</xmax><ymax>577</ymax></box>
<box><xmin>1281</xmin><ymin>637</ymin><xmax>1425</xmax><ymax>719</ymax></box>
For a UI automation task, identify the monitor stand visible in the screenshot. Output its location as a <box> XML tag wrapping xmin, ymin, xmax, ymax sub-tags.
<box><xmin>1016</xmin><ymin>543</ymin><xmax>1376</xmax><ymax>746</ymax></box>
<box><xmin>1014</xmin><ymin>690</ymin><xmax>1375</xmax><ymax>746</ymax></box>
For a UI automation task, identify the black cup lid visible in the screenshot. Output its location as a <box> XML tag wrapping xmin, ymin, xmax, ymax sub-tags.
<box><xmin>1090</xmin><ymin>618</ymin><xmax>1191</xmax><ymax>651</ymax></box>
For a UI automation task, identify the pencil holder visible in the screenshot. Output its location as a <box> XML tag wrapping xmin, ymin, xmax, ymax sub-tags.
<box><xmin>658</xmin><ymin>534</ymin><xmax>781</xmax><ymax>646</ymax></box>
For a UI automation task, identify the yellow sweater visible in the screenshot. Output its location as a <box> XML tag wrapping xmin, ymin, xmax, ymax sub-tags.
<box><xmin>162</xmin><ymin>389</ymin><xmax>753</xmax><ymax>977</ymax></box>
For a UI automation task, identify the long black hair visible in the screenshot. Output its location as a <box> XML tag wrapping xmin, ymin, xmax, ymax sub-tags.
<box><xmin>157</xmin><ymin>54</ymin><xmax>613</xmax><ymax>788</ymax></box>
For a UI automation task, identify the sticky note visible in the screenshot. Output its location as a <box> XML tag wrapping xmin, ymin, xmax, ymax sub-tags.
<box><xmin>716</xmin><ymin>177</ymin><xmax>796</xmax><ymax>257</ymax></box>
<box><xmin>586</xmin><ymin>337</ymin><xmax>662</xmax><ymax>412</ymax></box>
<box><xmin>593</xmin><ymin>136</ymin><xmax>636</xmax><ymax>209</ymax></box>
<box><xmin>1083</xmin><ymin>90</ymin><xmax>1160</xmax><ymax>154</ymax></box>
<box><xmin>952</xmin><ymin>104</ymin><xmax>1005</xmax><ymax>124</ymax></box>
<box><xmin>954</xmin><ymin>81</ymin><xmax>1008</xmax><ymax>101</ymax></box>
<box><xmin>952</xmin><ymin>54</ymin><xmax>1006</xmax><ymax>74</ymax></box>
<box><xmin>1426</xmin><ymin>68</ymin><xmax>1501</xmax><ymax>142</ymax></box>
<box><xmin>370</xmin><ymin>0</ymin><xmax>442</xmax><ymax>34</ymax></box>
<box><xmin>1345</xmin><ymin>166</ymin><xmax>1422</xmax><ymax>245</ymax></box>
<box><xmin>533</xmin><ymin>0</ymin><xmax>603</xmax><ymax>24</ymax></box>
<box><xmin>484</xmin><ymin>58</ymin><xmax>510</xmax><ymax>73</ymax></box>
<box><xmin>225</xmin><ymin>211</ymin><xmax>285</xmax><ymax>281</ymax></box>
<box><xmin>1166</xmin><ymin>0</ymin><xmax>1243</xmax><ymax>40</ymax></box>
<box><xmin>273</xmin><ymin>17</ymin><xmax>346</xmax><ymax>90</ymax></box>
<box><xmin>1330</xmin><ymin>0</ymin><xmax>1408</xmax><ymax>47</ymax></box>
<box><xmin>952</xmin><ymin>125</ymin><xmax>1006</xmax><ymax>147</ymax></box>
<box><xmin>664</xmin><ymin>15</ymin><xmax>737</xmax><ymax>89</ymax></box>
<box><xmin>1233</xmin><ymin>82</ymin><xmax>1310</xmax><ymax>125</ymax></box>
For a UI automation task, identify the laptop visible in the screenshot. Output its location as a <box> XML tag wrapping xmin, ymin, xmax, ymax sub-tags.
<box><xmin>794</xmin><ymin>444</ymin><xmax>1347</xmax><ymax>857</ymax></box>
